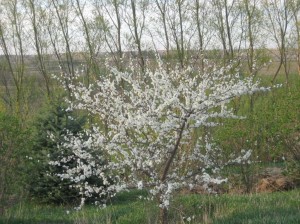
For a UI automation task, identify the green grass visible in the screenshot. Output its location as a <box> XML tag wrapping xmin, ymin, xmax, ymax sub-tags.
<box><xmin>172</xmin><ymin>190</ymin><xmax>300</xmax><ymax>224</ymax></box>
<box><xmin>1</xmin><ymin>189</ymin><xmax>299</xmax><ymax>224</ymax></box>
<box><xmin>214</xmin><ymin>73</ymin><xmax>300</xmax><ymax>160</ymax></box>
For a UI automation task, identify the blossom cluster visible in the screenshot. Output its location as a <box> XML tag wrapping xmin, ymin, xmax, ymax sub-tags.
<box><xmin>51</xmin><ymin>60</ymin><xmax>268</xmax><ymax>208</ymax></box>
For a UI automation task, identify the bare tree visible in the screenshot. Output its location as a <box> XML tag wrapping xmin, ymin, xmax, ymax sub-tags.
<box><xmin>50</xmin><ymin>0</ymin><xmax>76</xmax><ymax>77</ymax></box>
<box><xmin>124</xmin><ymin>0</ymin><xmax>149</xmax><ymax>72</ymax></box>
<box><xmin>44</xmin><ymin>0</ymin><xmax>78</xmax><ymax>98</ymax></box>
<box><xmin>289</xmin><ymin>0</ymin><xmax>300</xmax><ymax>76</ymax></box>
<box><xmin>74</xmin><ymin>0</ymin><xmax>105</xmax><ymax>83</ymax></box>
<box><xmin>238</xmin><ymin>0</ymin><xmax>266</xmax><ymax>76</ymax></box>
<box><xmin>97</xmin><ymin>0</ymin><xmax>124</xmax><ymax>70</ymax></box>
<box><xmin>0</xmin><ymin>0</ymin><xmax>29</xmax><ymax>121</ymax></box>
<box><xmin>193</xmin><ymin>0</ymin><xmax>212</xmax><ymax>73</ymax></box>
<box><xmin>263</xmin><ymin>0</ymin><xmax>293</xmax><ymax>84</ymax></box>
<box><xmin>27</xmin><ymin>0</ymin><xmax>52</xmax><ymax>97</ymax></box>
<box><xmin>167</xmin><ymin>0</ymin><xmax>186</xmax><ymax>68</ymax></box>
<box><xmin>210</xmin><ymin>0</ymin><xmax>243</xmax><ymax>64</ymax></box>
<box><xmin>154</xmin><ymin>0</ymin><xmax>171</xmax><ymax>59</ymax></box>
<box><xmin>0</xmin><ymin>21</ymin><xmax>14</xmax><ymax>111</ymax></box>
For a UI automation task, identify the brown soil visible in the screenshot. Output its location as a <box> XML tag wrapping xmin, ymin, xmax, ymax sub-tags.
<box><xmin>256</xmin><ymin>176</ymin><xmax>294</xmax><ymax>193</ymax></box>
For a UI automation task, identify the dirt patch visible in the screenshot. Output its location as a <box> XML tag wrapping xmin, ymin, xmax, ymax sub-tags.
<box><xmin>255</xmin><ymin>167</ymin><xmax>295</xmax><ymax>193</ymax></box>
<box><xmin>256</xmin><ymin>176</ymin><xmax>294</xmax><ymax>193</ymax></box>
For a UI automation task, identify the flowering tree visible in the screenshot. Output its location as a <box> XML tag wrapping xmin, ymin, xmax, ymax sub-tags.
<box><xmin>52</xmin><ymin>61</ymin><xmax>267</xmax><ymax>223</ymax></box>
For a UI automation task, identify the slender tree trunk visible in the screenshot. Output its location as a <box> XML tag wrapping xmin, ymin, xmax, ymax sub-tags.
<box><xmin>51</xmin><ymin>0</ymin><xmax>75</xmax><ymax>77</ymax></box>
<box><xmin>224</xmin><ymin>0</ymin><xmax>234</xmax><ymax>59</ymax></box>
<box><xmin>195</xmin><ymin>0</ymin><xmax>204</xmax><ymax>74</ymax></box>
<box><xmin>76</xmin><ymin>0</ymin><xmax>93</xmax><ymax>84</ymax></box>
<box><xmin>245</xmin><ymin>0</ymin><xmax>254</xmax><ymax>75</ymax></box>
<box><xmin>158</xmin><ymin>119</ymin><xmax>187</xmax><ymax>224</ymax></box>
<box><xmin>155</xmin><ymin>0</ymin><xmax>170</xmax><ymax>60</ymax></box>
<box><xmin>131</xmin><ymin>0</ymin><xmax>145</xmax><ymax>73</ymax></box>
<box><xmin>29</xmin><ymin>0</ymin><xmax>51</xmax><ymax>98</ymax></box>
<box><xmin>159</xmin><ymin>207</ymin><xmax>168</xmax><ymax>224</ymax></box>
<box><xmin>178</xmin><ymin>0</ymin><xmax>185</xmax><ymax>68</ymax></box>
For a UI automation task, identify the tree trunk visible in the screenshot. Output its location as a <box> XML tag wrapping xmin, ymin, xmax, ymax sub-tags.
<box><xmin>159</xmin><ymin>206</ymin><xmax>168</xmax><ymax>224</ymax></box>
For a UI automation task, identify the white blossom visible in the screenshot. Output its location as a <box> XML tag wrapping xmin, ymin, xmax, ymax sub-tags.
<box><xmin>50</xmin><ymin>59</ymin><xmax>268</xmax><ymax>210</ymax></box>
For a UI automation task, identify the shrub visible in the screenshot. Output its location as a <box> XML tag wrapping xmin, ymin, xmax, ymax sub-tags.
<box><xmin>0</xmin><ymin>112</ymin><xmax>31</xmax><ymax>213</ymax></box>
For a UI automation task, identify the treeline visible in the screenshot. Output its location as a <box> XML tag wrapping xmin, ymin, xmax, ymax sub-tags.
<box><xmin>1</xmin><ymin>0</ymin><xmax>300</xmax><ymax>119</ymax></box>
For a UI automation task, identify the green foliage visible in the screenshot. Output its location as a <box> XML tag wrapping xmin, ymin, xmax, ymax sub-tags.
<box><xmin>0</xmin><ymin>112</ymin><xmax>32</xmax><ymax>212</ymax></box>
<box><xmin>214</xmin><ymin>76</ymin><xmax>300</xmax><ymax>158</ymax></box>
<box><xmin>29</xmin><ymin>100</ymin><xmax>87</xmax><ymax>204</ymax></box>
<box><xmin>212</xmin><ymin>74</ymin><xmax>300</xmax><ymax>190</ymax></box>
<box><xmin>283</xmin><ymin>133</ymin><xmax>300</xmax><ymax>186</ymax></box>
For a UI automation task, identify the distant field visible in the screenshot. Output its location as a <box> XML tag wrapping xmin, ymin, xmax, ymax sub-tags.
<box><xmin>259</xmin><ymin>60</ymin><xmax>299</xmax><ymax>76</ymax></box>
<box><xmin>1</xmin><ymin>51</ymin><xmax>299</xmax><ymax>87</ymax></box>
<box><xmin>1</xmin><ymin>189</ymin><xmax>299</xmax><ymax>224</ymax></box>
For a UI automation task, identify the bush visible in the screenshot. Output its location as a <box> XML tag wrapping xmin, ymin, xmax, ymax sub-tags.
<box><xmin>0</xmin><ymin>112</ymin><xmax>31</xmax><ymax>213</ymax></box>
<box><xmin>284</xmin><ymin>133</ymin><xmax>300</xmax><ymax>186</ymax></box>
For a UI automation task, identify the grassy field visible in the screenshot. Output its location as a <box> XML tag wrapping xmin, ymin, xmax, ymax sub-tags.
<box><xmin>1</xmin><ymin>189</ymin><xmax>299</xmax><ymax>224</ymax></box>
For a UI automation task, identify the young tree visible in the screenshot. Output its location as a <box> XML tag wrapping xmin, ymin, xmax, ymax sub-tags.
<box><xmin>53</xmin><ymin>59</ymin><xmax>267</xmax><ymax>223</ymax></box>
